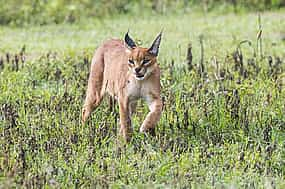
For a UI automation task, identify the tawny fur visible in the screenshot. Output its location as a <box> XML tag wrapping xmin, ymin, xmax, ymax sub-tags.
<box><xmin>82</xmin><ymin>36</ymin><xmax>162</xmax><ymax>141</ymax></box>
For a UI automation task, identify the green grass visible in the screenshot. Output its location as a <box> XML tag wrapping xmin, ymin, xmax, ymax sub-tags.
<box><xmin>0</xmin><ymin>10</ymin><xmax>285</xmax><ymax>188</ymax></box>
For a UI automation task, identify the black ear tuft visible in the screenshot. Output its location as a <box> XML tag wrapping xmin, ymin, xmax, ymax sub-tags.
<box><xmin>124</xmin><ymin>31</ymin><xmax>136</xmax><ymax>49</ymax></box>
<box><xmin>148</xmin><ymin>32</ymin><xmax>162</xmax><ymax>57</ymax></box>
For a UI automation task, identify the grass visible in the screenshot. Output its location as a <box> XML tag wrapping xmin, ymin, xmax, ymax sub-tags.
<box><xmin>0</xmin><ymin>10</ymin><xmax>285</xmax><ymax>188</ymax></box>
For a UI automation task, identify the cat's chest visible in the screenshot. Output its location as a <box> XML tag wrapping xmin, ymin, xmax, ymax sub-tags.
<box><xmin>126</xmin><ymin>79</ymin><xmax>150</xmax><ymax>102</ymax></box>
<box><xmin>126</xmin><ymin>79</ymin><xmax>142</xmax><ymax>100</ymax></box>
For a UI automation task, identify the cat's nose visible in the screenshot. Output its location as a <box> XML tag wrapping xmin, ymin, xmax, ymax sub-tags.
<box><xmin>135</xmin><ymin>67</ymin><xmax>141</xmax><ymax>73</ymax></box>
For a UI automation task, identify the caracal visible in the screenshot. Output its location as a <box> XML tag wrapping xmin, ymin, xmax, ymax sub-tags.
<box><xmin>82</xmin><ymin>32</ymin><xmax>163</xmax><ymax>141</ymax></box>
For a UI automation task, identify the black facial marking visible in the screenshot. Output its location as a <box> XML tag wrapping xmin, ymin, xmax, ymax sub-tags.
<box><xmin>128</xmin><ymin>59</ymin><xmax>134</xmax><ymax>64</ymax></box>
<box><xmin>142</xmin><ymin>59</ymin><xmax>151</xmax><ymax>65</ymax></box>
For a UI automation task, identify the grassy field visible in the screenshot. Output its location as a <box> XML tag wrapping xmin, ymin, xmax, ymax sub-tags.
<box><xmin>1</xmin><ymin>10</ymin><xmax>285</xmax><ymax>188</ymax></box>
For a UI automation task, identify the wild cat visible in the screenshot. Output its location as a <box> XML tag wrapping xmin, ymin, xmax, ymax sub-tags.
<box><xmin>82</xmin><ymin>32</ymin><xmax>163</xmax><ymax>141</ymax></box>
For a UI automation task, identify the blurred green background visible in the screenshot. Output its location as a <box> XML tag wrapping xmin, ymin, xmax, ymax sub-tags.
<box><xmin>0</xmin><ymin>0</ymin><xmax>284</xmax><ymax>26</ymax></box>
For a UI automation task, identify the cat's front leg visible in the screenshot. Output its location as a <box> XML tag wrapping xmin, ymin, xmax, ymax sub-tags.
<box><xmin>118</xmin><ymin>97</ymin><xmax>133</xmax><ymax>141</ymax></box>
<box><xmin>140</xmin><ymin>96</ymin><xmax>162</xmax><ymax>134</ymax></box>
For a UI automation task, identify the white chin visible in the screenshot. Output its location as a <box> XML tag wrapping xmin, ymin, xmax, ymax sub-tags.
<box><xmin>135</xmin><ymin>75</ymin><xmax>145</xmax><ymax>80</ymax></box>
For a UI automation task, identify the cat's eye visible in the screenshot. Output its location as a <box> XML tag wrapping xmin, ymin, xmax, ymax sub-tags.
<box><xmin>142</xmin><ymin>59</ymin><xmax>150</xmax><ymax>65</ymax></box>
<box><xmin>128</xmin><ymin>59</ymin><xmax>134</xmax><ymax>64</ymax></box>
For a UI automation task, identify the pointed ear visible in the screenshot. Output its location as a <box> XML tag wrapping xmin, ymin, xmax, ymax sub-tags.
<box><xmin>124</xmin><ymin>31</ymin><xmax>136</xmax><ymax>49</ymax></box>
<box><xmin>148</xmin><ymin>32</ymin><xmax>162</xmax><ymax>57</ymax></box>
